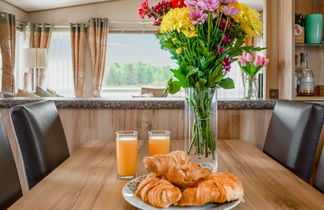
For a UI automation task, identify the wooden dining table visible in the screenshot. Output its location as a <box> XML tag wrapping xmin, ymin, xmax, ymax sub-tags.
<box><xmin>9</xmin><ymin>139</ymin><xmax>324</xmax><ymax>210</ymax></box>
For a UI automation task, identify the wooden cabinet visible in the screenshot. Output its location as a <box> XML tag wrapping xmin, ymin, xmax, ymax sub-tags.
<box><xmin>266</xmin><ymin>0</ymin><xmax>324</xmax><ymax>100</ymax></box>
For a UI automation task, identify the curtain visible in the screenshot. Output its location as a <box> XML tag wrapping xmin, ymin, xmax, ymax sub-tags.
<box><xmin>0</xmin><ymin>12</ymin><xmax>16</xmax><ymax>92</ymax></box>
<box><xmin>88</xmin><ymin>18</ymin><xmax>109</xmax><ymax>97</ymax></box>
<box><xmin>23</xmin><ymin>23</ymin><xmax>53</xmax><ymax>88</ymax></box>
<box><xmin>45</xmin><ymin>30</ymin><xmax>74</xmax><ymax>96</ymax></box>
<box><xmin>70</xmin><ymin>23</ymin><xmax>87</xmax><ymax>97</ymax></box>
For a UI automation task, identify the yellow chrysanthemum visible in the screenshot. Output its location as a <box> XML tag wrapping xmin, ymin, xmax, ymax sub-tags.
<box><xmin>160</xmin><ymin>8</ymin><xmax>196</xmax><ymax>38</ymax></box>
<box><xmin>230</xmin><ymin>3</ymin><xmax>263</xmax><ymax>36</ymax></box>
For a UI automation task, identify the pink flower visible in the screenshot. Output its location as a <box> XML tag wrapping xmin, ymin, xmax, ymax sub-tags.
<box><xmin>189</xmin><ymin>9</ymin><xmax>208</xmax><ymax>25</ymax></box>
<box><xmin>212</xmin><ymin>12</ymin><xmax>218</xmax><ymax>18</ymax></box>
<box><xmin>222</xmin><ymin>6</ymin><xmax>239</xmax><ymax>16</ymax></box>
<box><xmin>254</xmin><ymin>55</ymin><xmax>265</xmax><ymax>66</ymax></box>
<box><xmin>238</xmin><ymin>55</ymin><xmax>246</xmax><ymax>66</ymax></box>
<box><xmin>219</xmin><ymin>0</ymin><xmax>237</xmax><ymax>4</ymax></box>
<box><xmin>245</xmin><ymin>53</ymin><xmax>253</xmax><ymax>62</ymax></box>
<box><xmin>215</xmin><ymin>45</ymin><xmax>225</xmax><ymax>55</ymax></box>
<box><xmin>222</xmin><ymin>57</ymin><xmax>232</xmax><ymax>72</ymax></box>
<box><xmin>220</xmin><ymin>18</ymin><xmax>232</xmax><ymax>29</ymax></box>
<box><xmin>263</xmin><ymin>58</ymin><xmax>270</xmax><ymax>66</ymax></box>
<box><xmin>185</xmin><ymin>0</ymin><xmax>198</xmax><ymax>9</ymax></box>
<box><xmin>222</xmin><ymin>34</ymin><xmax>231</xmax><ymax>44</ymax></box>
<box><xmin>197</xmin><ymin>0</ymin><xmax>220</xmax><ymax>11</ymax></box>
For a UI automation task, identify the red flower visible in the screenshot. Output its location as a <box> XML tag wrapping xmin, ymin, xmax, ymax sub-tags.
<box><xmin>139</xmin><ymin>0</ymin><xmax>149</xmax><ymax>19</ymax></box>
<box><xmin>170</xmin><ymin>0</ymin><xmax>185</xmax><ymax>8</ymax></box>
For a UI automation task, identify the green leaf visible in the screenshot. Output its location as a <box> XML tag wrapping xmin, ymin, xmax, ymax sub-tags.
<box><xmin>218</xmin><ymin>78</ymin><xmax>235</xmax><ymax>89</ymax></box>
<box><xmin>167</xmin><ymin>79</ymin><xmax>182</xmax><ymax>94</ymax></box>
<box><xmin>164</xmin><ymin>40</ymin><xmax>176</xmax><ymax>49</ymax></box>
<box><xmin>186</xmin><ymin>66</ymin><xmax>199</xmax><ymax>77</ymax></box>
<box><xmin>170</xmin><ymin>69</ymin><xmax>189</xmax><ymax>87</ymax></box>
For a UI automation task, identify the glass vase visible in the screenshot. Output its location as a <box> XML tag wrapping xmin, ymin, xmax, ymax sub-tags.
<box><xmin>244</xmin><ymin>76</ymin><xmax>258</xmax><ymax>100</ymax></box>
<box><xmin>184</xmin><ymin>88</ymin><xmax>217</xmax><ymax>172</ymax></box>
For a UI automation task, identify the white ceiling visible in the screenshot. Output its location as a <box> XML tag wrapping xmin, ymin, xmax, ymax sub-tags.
<box><xmin>5</xmin><ymin>0</ymin><xmax>263</xmax><ymax>12</ymax></box>
<box><xmin>5</xmin><ymin>0</ymin><xmax>110</xmax><ymax>12</ymax></box>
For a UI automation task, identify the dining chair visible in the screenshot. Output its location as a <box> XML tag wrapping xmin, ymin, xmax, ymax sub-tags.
<box><xmin>10</xmin><ymin>101</ymin><xmax>70</xmax><ymax>190</ymax></box>
<box><xmin>263</xmin><ymin>101</ymin><xmax>324</xmax><ymax>182</ymax></box>
<box><xmin>0</xmin><ymin>114</ymin><xmax>22</xmax><ymax>209</ymax></box>
<box><xmin>314</xmin><ymin>146</ymin><xmax>324</xmax><ymax>193</ymax></box>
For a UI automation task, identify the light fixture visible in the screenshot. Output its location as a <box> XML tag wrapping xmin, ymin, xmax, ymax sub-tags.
<box><xmin>23</xmin><ymin>48</ymin><xmax>48</xmax><ymax>91</ymax></box>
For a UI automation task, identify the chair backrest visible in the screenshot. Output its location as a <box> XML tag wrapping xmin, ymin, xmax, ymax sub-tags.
<box><xmin>315</xmin><ymin>147</ymin><xmax>324</xmax><ymax>193</ymax></box>
<box><xmin>263</xmin><ymin>101</ymin><xmax>324</xmax><ymax>182</ymax></box>
<box><xmin>0</xmin><ymin>114</ymin><xmax>22</xmax><ymax>209</ymax></box>
<box><xmin>10</xmin><ymin>101</ymin><xmax>70</xmax><ymax>190</ymax></box>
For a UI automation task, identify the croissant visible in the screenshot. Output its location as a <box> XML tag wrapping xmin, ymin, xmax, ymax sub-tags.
<box><xmin>143</xmin><ymin>150</ymin><xmax>211</xmax><ymax>188</ymax></box>
<box><xmin>178</xmin><ymin>173</ymin><xmax>244</xmax><ymax>206</ymax></box>
<box><xmin>135</xmin><ymin>174</ymin><xmax>182</xmax><ymax>208</ymax></box>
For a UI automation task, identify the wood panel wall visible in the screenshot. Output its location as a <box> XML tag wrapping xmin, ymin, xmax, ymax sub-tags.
<box><xmin>295</xmin><ymin>0</ymin><xmax>324</xmax><ymax>14</ymax></box>
<box><xmin>0</xmin><ymin>108</ymin><xmax>273</xmax><ymax>193</ymax></box>
<box><xmin>265</xmin><ymin>0</ymin><xmax>280</xmax><ymax>98</ymax></box>
<box><xmin>57</xmin><ymin>109</ymin><xmax>273</xmax><ymax>153</ymax></box>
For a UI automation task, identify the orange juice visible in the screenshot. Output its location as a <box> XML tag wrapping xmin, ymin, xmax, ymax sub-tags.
<box><xmin>149</xmin><ymin>136</ymin><xmax>170</xmax><ymax>156</ymax></box>
<box><xmin>116</xmin><ymin>136</ymin><xmax>138</xmax><ymax>177</ymax></box>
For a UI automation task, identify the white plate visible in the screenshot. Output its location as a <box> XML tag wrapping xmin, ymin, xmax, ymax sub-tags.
<box><xmin>122</xmin><ymin>175</ymin><xmax>241</xmax><ymax>210</ymax></box>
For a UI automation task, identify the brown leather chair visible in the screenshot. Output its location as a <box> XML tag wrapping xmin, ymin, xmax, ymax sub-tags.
<box><xmin>0</xmin><ymin>114</ymin><xmax>22</xmax><ymax>208</ymax></box>
<box><xmin>11</xmin><ymin>101</ymin><xmax>70</xmax><ymax>190</ymax></box>
<box><xmin>263</xmin><ymin>101</ymin><xmax>324</xmax><ymax>182</ymax></box>
<box><xmin>315</xmin><ymin>147</ymin><xmax>324</xmax><ymax>193</ymax></box>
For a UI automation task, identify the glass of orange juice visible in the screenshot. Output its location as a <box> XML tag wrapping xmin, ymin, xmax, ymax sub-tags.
<box><xmin>116</xmin><ymin>130</ymin><xmax>138</xmax><ymax>179</ymax></box>
<box><xmin>148</xmin><ymin>130</ymin><xmax>170</xmax><ymax>156</ymax></box>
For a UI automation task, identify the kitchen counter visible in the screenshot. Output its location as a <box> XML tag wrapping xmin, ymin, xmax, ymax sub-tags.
<box><xmin>0</xmin><ymin>97</ymin><xmax>277</xmax><ymax>110</ymax></box>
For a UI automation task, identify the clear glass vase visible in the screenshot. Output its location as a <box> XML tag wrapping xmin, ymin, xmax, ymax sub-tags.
<box><xmin>184</xmin><ymin>88</ymin><xmax>217</xmax><ymax>172</ymax></box>
<box><xmin>244</xmin><ymin>76</ymin><xmax>258</xmax><ymax>100</ymax></box>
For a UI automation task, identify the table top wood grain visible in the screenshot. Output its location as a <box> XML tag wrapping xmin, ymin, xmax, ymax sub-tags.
<box><xmin>9</xmin><ymin>140</ymin><xmax>324</xmax><ymax>210</ymax></box>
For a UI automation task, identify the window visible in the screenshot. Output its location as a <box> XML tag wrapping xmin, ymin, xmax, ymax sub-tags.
<box><xmin>103</xmin><ymin>33</ymin><xmax>257</xmax><ymax>99</ymax></box>
<box><xmin>102</xmin><ymin>33</ymin><xmax>176</xmax><ymax>97</ymax></box>
<box><xmin>44</xmin><ymin>30</ymin><xmax>74</xmax><ymax>96</ymax></box>
<box><xmin>15</xmin><ymin>31</ymin><xmax>24</xmax><ymax>90</ymax></box>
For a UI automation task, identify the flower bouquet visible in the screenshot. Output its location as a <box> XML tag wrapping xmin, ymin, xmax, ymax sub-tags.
<box><xmin>238</xmin><ymin>54</ymin><xmax>269</xmax><ymax>99</ymax></box>
<box><xmin>139</xmin><ymin>0</ymin><xmax>263</xmax><ymax>169</ymax></box>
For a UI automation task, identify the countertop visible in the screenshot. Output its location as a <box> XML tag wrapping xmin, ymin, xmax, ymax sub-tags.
<box><xmin>0</xmin><ymin>97</ymin><xmax>277</xmax><ymax>110</ymax></box>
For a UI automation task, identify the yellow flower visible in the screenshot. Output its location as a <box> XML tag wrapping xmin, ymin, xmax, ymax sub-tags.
<box><xmin>230</xmin><ymin>3</ymin><xmax>263</xmax><ymax>36</ymax></box>
<box><xmin>160</xmin><ymin>8</ymin><xmax>196</xmax><ymax>37</ymax></box>
<box><xmin>176</xmin><ymin>48</ymin><xmax>182</xmax><ymax>54</ymax></box>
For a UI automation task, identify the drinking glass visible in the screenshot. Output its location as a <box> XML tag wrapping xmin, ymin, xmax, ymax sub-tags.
<box><xmin>148</xmin><ymin>130</ymin><xmax>171</xmax><ymax>156</ymax></box>
<box><xmin>116</xmin><ymin>130</ymin><xmax>138</xmax><ymax>179</ymax></box>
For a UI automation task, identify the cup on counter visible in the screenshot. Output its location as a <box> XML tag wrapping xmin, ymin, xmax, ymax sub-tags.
<box><xmin>148</xmin><ymin>130</ymin><xmax>171</xmax><ymax>156</ymax></box>
<box><xmin>116</xmin><ymin>130</ymin><xmax>138</xmax><ymax>179</ymax></box>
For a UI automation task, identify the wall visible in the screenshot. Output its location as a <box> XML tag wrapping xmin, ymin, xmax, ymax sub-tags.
<box><xmin>27</xmin><ymin>0</ymin><xmax>158</xmax><ymax>30</ymax></box>
<box><xmin>0</xmin><ymin>0</ymin><xmax>28</xmax><ymax>21</ymax></box>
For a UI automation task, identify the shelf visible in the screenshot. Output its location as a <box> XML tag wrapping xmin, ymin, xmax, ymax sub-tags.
<box><xmin>295</xmin><ymin>43</ymin><xmax>324</xmax><ymax>47</ymax></box>
<box><xmin>295</xmin><ymin>96</ymin><xmax>324</xmax><ymax>101</ymax></box>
